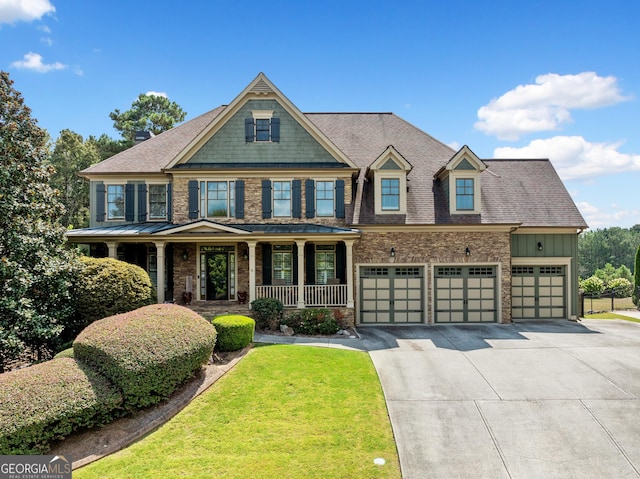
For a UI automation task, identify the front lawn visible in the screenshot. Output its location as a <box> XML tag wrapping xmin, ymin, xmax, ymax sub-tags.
<box><xmin>584</xmin><ymin>312</ymin><xmax>640</xmax><ymax>323</ymax></box>
<box><xmin>75</xmin><ymin>345</ymin><xmax>401</xmax><ymax>479</ymax></box>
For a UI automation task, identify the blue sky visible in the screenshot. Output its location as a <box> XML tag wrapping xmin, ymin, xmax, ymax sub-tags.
<box><xmin>1</xmin><ymin>0</ymin><xmax>639</xmax><ymax>229</ymax></box>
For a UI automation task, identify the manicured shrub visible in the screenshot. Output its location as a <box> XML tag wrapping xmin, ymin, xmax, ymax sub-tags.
<box><xmin>72</xmin><ymin>256</ymin><xmax>156</xmax><ymax>333</ymax></box>
<box><xmin>74</xmin><ymin>304</ymin><xmax>217</xmax><ymax>410</ymax></box>
<box><xmin>281</xmin><ymin>308</ymin><xmax>340</xmax><ymax>335</ymax></box>
<box><xmin>580</xmin><ymin>276</ymin><xmax>605</xmax><ymax>295</ymax></box>
<box><xmin>53</xmin><ymin>347</ymin><xmax>74</xmax><ymax>359</ymax></box>
<box><xmin>212</xmin><ymin>315</ymin><xmax>255</xmax><ymax>351</ymax></box>
<box><xmin>250</xmin><ymin>297</ymin><xmax>283</xmax><ymax>330</ymax></box>
<box><xmin>0</xmin><ymin>358</ymin><xmax>122</xmax><ymax>454</ymax></box>
<box><xmin>608</xmin><ymin>278</ymin><xmax>633</xmax><ymax>298</ymax></box>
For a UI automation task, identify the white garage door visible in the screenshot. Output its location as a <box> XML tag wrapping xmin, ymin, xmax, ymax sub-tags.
<box><xmin>512</xmin><ymin>266</ymin><xmax>566</xmax><ymax>319</ymax></box>
<box><xmin>434</xmin><ymin>266</ymin><xmax>497</xmax><ymax>323</ymax></box>
<box><xmin>360</xmin><ymin>266</ymin><xmax>424</xmax><ymax>324</ymax></box>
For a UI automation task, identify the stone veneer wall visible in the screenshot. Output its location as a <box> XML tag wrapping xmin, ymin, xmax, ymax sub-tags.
<box><xmin>352</xmin><ymin>230</ymin><xmax>513</xmax><ymax>323</ymax></box>
<box><xmin>172</xmin><ymin>176</ymin><xmax>352</xmax><ymax>225</ymax></box>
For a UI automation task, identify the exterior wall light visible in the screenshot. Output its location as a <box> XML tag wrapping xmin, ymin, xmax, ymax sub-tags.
<box><xmin>465</xmin><ymin>246</ymin><xmax>471</xmax><ymax>256</ymax></box>
<box><xmin>538</xmin><ymin>242</ymin><xmax>543</xmax><ymax>251</ymax></box>
<box><xmin>182</xmin><ymin>248</ymin><xmax>189</xmax><ymax>261</ymax></box>
<box><xmin>390</xmin><ymin>247</ymin><xmax>396</xmax><ymax>257</ymax></box>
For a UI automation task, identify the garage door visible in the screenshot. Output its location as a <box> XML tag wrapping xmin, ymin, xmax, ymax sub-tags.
<box><xmin>360</xmin><ymin>266</ymin><xmax>424</xmax><ymax>324</ymax></box>
<box><xmin>512</xmin><ymin>266</ymin><xmax>566</xmax><ymax>319</ymax></box>
<box><xmin>434</xmin><ymin>266</ymin><xmax>497</xmax><ymax>323</ymax></box>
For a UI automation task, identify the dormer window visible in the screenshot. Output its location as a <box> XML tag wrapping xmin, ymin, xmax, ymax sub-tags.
<box><xmin>381</xmin><ymin>178</ymin><xmax>400</xmax><ymax>211</ymax></box>
<box><xmin>437</xmin><ymin>145</ymin><xmax>486</xmax><ymax>215</ymax></box>
<box><xmin>245</xmin><ymin>110</ymin><xmax>280</xmax><ymax>142</ymax></box>
<box><xmin>455</xmin><ymin>178</ymin><xmax>474</xmax><ymax>210</ymax></box>
<box><xmin>369</xmin><ymin>146</ymin><xmax>412</xmax><ymax>216</ymax></box>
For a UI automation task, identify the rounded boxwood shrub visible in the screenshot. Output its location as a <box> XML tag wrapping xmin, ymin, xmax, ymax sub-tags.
<box><xmin>250</xmin><ymin>297</ymin><xmax>283</xmax><ymax>330</ymax></box>
<box><xmin>53</xmin><ymin>347</ymin><xmax>74</xmax><ymax>359</ymax></box>
<box><xmin>0</xmin><ymin>358</ymin><xmax>122</xmax><ymax>454</ymax></box>
<box><xmin>212</xmin><ymin>315</ymin><xmax>255</xmax><ymax>351</ymax></box>
<box><xmin>73</xmin><ymin>256</ymin><xmax>156</xmax><ymax>332</ymax></box>
<box><xmin>74</xmin><ymin>304</ymin><xmax>217</xmax><ymax>410</ymax></box>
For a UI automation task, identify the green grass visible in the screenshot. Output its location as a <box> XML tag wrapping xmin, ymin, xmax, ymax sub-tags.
<box><xmin>583</xmin><ymin>296</ymin><xmax>635</xmax><ymax>312</ymax></box>
<box><xmin>75</xmin><ymin>345</ymin><xmax>401</xmax><ymax>479</ymax></box>
<box><xmin>584</xmin><ymin>312</ymin><xmax>640</xmax><ymax>323</ymax></box>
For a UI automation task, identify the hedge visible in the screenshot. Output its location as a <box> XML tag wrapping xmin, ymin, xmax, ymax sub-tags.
<box><xmin>73</xmin><ymin>256</ymin><xmax>156</xmax><ymax>332</ymax></box>
<box><xmin>74</xmin><ymin>304</ymin><xmax>217</xmax><ymax>410</ymax></box>
<box><xmin>0</xmin><ymin>358</ymin><xmax>122</xmax><ymax>454</ymax></box>
<box><xmin>212</xmin><ymin>315</ymin><xmax>255</xmax><ymax>351</ymax></box>
<box><xmin>281</xmin><ymin>308</ymin><xmax>340</xmax><ymax>335</ymax></box>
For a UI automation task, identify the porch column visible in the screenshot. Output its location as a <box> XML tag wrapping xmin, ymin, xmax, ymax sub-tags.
<box><xmin>105</xmin><ymin>241</ymin><xmax>118</xmax><ymax>259</ymax></box>
<box><xmin>154</xmin><ymin>241</ymin><xmax>166</xmax><ymax>304</ymax></box>
<box><xmin>344</xmin><ymin>239</ymin><xmax>355</xmax><ymax>308</ymax></box>
<box><xmin>295</xmin><ymin>239</ymin><xmax>306</xmax><ymax>308</ymax></box>
<box><xmin>247</xmin><ymin>241</ymin><xmax>257</xmax><ymax>305</ymax></box>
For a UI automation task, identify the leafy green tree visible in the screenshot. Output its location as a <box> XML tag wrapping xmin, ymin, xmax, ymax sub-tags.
<box><xmin>87</xmin><ymin>133</ymin><xmax>131</xmax><ymax>160</ymax></box>
<box><xmin>594</xmin><ymin>263</ymin><xmax>617</xmax><ymax>287</ymax></box>
<box><xmin>616</xmin><ymin>265</ymin><xmax>633</xmax><ymax>283</ymax></box>
<box><xmin>109</xmin><ymin>93</ymin><xmax>186</xmax><ymax>142</ymax></box>
<box><xmin>634</xmin><ymin>245</ymin><xmax>640</xmax><ymax>307</ymax></box>
<box><xmin>579</xmin><ymin>227</ymin><xmax>640</xmax><ymax>278</ymax></box>
<box><xmin>0</xmin><ymin>71</ymin><xmax>79</xmax><ymax>371</ymax></box>
<box><xmin>48</xmin><ymin>129</ymin><xmax>101</xmax><ymax>228</ymax></box>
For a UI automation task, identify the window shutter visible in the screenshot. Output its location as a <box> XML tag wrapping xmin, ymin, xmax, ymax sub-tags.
<box><xmin>305</xmin><ymin>179</ymin><xmax>315</xmax><ymax>218</ymax></box>
<box><xmin>292</xmin><ymin>179</ymin><xmax>301</xmax><ymax>219</ymax></box>
<box><xmin>167</xmin><ymin>183</ymin><xmax>173</xmax><ymax>222</ymax></box>
<box><xmin>271</xmin><ymin>118</ymin><xmax>280</xmax><ymax>142</ymax></box>
<box><xmin>336</xmin><ymin>242</ymin><xmax>346</xmax><ymax>284</ymax></box>
<box><xmin>95</xmin><ymin>182</ymin><xmax>105</xmax><ymax>223</ymax></box>
<box><xmin>235</xmin><ymin>180</ymin><xmax>245</xmax><ymax>219</ymax></box>
<box><xmin>335</xmin><ymin>179</ymin><xmax>345</xmax><ymax>218</ymax></box>
<box><xmin>245</xmin><ymin>118</ymin><xmax>255</xmax><ymax>142</ymax></box>
<box><xmin>262</xmin><ymin>180</ymin><xmax>272</xmax><ymax>219</ymax></box>
<box><xmin>305</xmin><ymin>243</ymin><xmax>315</xmax><ymax>285</ymax></box>
<box><xmin>188</xmin><ymin>180</ymin><xmax>199</xmax><ymax>219</ymax></box>
<box><xmin>125</xmin><ymin>183</ymin><xmax>135</xmax><ymax>222</ymax></box>
<box><xmin>138</xmin><ymin>183</ymin><xmax>147</xmax><ymax>222</ymax></box>
<box><xmin>292</xmin><ymin>243</ymin><xmax>298</xmax><ymax>284</ymax></box>
<box><xmin>262</xmin><ymin>244</ymin><xmax>272</xmax><ymax>285</ymax></box>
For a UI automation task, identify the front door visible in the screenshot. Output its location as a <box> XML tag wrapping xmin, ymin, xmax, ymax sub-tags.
<box><xmin>206</xmin><ymin>252</ymin><xmax>228</xmax><ymax>300</ymax></box>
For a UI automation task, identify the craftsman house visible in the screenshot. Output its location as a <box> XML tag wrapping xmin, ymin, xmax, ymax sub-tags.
<box><xmin>67</xmin><ymin>73</ymin><xmax>588</xmax><ymax>325</ymax></box>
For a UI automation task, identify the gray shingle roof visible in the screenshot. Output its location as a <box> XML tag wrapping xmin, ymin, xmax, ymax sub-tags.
<box><xmin>80</xmin><ymin>106</ymin><xmax>586</xmax><ymax>229</ymax></box>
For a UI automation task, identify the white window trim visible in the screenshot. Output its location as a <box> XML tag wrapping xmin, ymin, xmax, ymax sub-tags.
<box><xmin>272</xmin><ymin>179</ymin><xmax>292</xmax><ymax>218</ymax></box>
<box><xmin>147</xmin><ymin>182</ymin><xmax>169</xmax><ymax>221</ymax></box>
<box><xmin>104</xmin><ymin>182</ymin><xmax>126</xmax><ymax>221</ymax></box>
<box><xmin>251</xmin><ymin>110</ymin><xmax>274</xmax><ymax>143</ymax></box>
<box><xmin>449</xmin><ymin>170</ymin><xmax>481</xmax><ymax>215</ymax></box>
<box><xmin>199</xmin><ymin>179</ymin><xmax>236</xmax><ymax>219</ymax></box>
<box><xmin>315</xmin><ymin>180</ymin><xmax>335</xmax><ymax>217</ymax></box>
<box><xmin>375</xmin><ymin>172</ymin><xmax>406</xmax><ymax>215</ymax></box>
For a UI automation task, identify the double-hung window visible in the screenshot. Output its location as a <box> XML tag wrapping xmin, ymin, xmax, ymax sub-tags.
<box><xmin>107</xmin><ymin>184</ymin><xmax>125</xmax><ymax>220</ymax></box>
<box><xmin>273</xmin><ymin>181</ymin><xmax>291</xmax><ymax>217</ymax></box>
<box><xmin>273</xmin><ymin>245</ymin><xmax>293</xmax><ymax>284</ymax></box>
<box><xmin>315</xmin><ymin>245</ymin><xmax>336</xmax><ymax>284</ymax></box>
<box><xmin>381</xmin><ymin>178</ymin><xmax>400</xmax><ymax>211</ymax></box>
<box><xmin>255</xmin><ymin>119</ymin><xmax>270</xmax><ymax>141</ymax></box>
<box><xmin>316</xmin><ymin>181</ymin><xmax>335</xmax><ymax>217</ymax></box>
<box><xmin>148</xmin><ymin>184</ymin><xmax>167</xmax><ymax>220</ymax></box>
<box><xmin>200</xmin><ymin>181</ymin><xmax>235</xmax><ymax>218</ymax></box>
<box><xmin>455</xmin><ymin>178</ymin><xmax>474</xmax><ymax>210</ymax></box>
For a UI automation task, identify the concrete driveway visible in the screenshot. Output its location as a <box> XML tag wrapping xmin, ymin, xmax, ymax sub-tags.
<box><xmin>362</xmin><ymin>318</ymin><xmax>640</xmax><ymax>479</ymax></box>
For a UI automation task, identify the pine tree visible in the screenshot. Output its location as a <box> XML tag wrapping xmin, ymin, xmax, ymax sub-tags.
<box><xmin>0</xmin><ymin>71</ymin><xmax>78</xmax><ymax>370</ymax></box>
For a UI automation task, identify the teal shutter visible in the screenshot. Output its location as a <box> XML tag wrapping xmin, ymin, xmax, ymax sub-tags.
<box><xmin>292</xmin><ymin>179</ymin><xmax>301</xmax><ymax>219</ymax></box>
<box><xmin>262</xmin><ymin>180</ymin><xmax>272</xmax><ymax>219</ymax></box>
<box><xmin>235</xmin><ymin>180</ymin><xmax>245</xmax><ymax>219</ymax></box>
<box><xmin>95</xmin><ymin>182</ymin><xmax>105</xmax><ymax>222</ymax></box>
<box><xmin>262</xmin><ymin>244</ymin><xmax>272</xmax><ymax>285</ymax></box>
<box><xmin>305</xmin><ymin>179</ymin><xmax>315</xmax><ymax>218</ymax></box>
<box><xmin>167</xmin><ymin>183</ymin><xmax>172</xmax><ymax>222</ymax></box>
<box><xmin>335</xmin><ymin>179</ymin><xmax>345</xmax><ymax>218</ymax></box>
<box><xmin>292</xmin><ymin>243</ymin><xmax>298</xmax><ymax>284</ymax></box>
<box><xmin>271</xmin><ymin>118</ymin><xmax>280</xmax><ymax>142</ymax></box>
<box><xmin>188</xmin><ymin>180</ymin><xmax>199</xmax><ymax>219</ymax></box>
<box><xmin>336</xmin><ymin>242</ymin><xmax>346</xmax><ymax>284</ymax></box>
<box><xmin>245</xmin><ymin>118</ymin><xmax>254</xmax><ymax>142</ymax></box>
<box><xmin>125</xmin><ymin>183</ymin><xmax>135</xmax><ymax>221</ymax></box>
<box><xmin>305</xmin><ymin>243</ymin><xmax>315</xmax><ymax>285</ymax></box>
<box><xmin>137</xmin><ymin>183</ymin><xmax>147</xmax><ymax>222</ymax></box>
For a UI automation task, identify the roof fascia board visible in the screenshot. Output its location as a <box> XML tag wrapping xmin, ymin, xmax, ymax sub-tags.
<box><xmin>436</xmin><ymin>145</ymin><xmax>487</xmax><ymax>180</ymax></box>
<box><xmin>357</xmin><ymin>224</ymin><xmax>519</xmax><ymax>233</ymax></box>
<box><xmin>169</xmin><ymin>168</ymin><xmax>359</xmax><ymax>178</ymax></box>
<box><xmin>369</xmin><ymin>145</ymin><xmax>413</xmax><ymax>171</ymax></box>
<box><xmin>512</xmin><ymin>227</ymin><xmax>583</xmax><ymax>234</ymax></box>
<box><xmin>166</xmin><ymin>73</ymin><xmax>358</xmax><ymax>170</ymax></box>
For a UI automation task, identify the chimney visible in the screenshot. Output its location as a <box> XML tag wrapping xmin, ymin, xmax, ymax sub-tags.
<box><xmin>134</xmin><ymin>131</ymin><xmax>154</xmax><ymax>144</ymax></box>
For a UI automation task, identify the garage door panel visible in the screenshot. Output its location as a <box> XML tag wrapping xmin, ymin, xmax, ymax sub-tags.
<box><xmin>512</xmin><ymin>265</ymin><xmax>566</xmax><ymax>320</ymax></box>
<box><xmin>359</xmin><ymin>266</ymin><xmax>424</xmax><ymax>324</ymax></box>
<box><xmin>435</xmin><ymin>266</ymin><xmax>497</xmax><ymax>323</ymax></box>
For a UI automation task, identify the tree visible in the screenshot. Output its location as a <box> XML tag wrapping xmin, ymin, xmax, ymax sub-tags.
<box><xmin>634</xmin><ymin>245</ymin><xmax>640</xmax><ymax>307</ymax></box>
<box><xmin>109</xmin><ymin>93</ymin><xmax>186</xmax><ymax>142</ymax></box>
<box><xmin>0</xmin><ymin>71</ymin><xmax>79</xmax><ymax>371</ymax></box>
<box><xmin>87</xmin><ymin>133</ymin><xmax>131</xmax><ymax>161</ymax></box>
<box><xmin>48</xmin><ymin>129</ymin><xmax>101</xmax><ymax>228</ymax></box>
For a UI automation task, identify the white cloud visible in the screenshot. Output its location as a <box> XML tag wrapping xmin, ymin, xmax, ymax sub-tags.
<box><xmin>475</xmin><ymin>72</ymin><xmax>630</xmax><ymax>140</ymax></box>
<box><xmin>40</xmin><ymin>36</ymin><xmax>52</xmax><ymax>46</ymax></box>
<box><xmin>493</xmin><ymin>135</ymin><xmax>640</xmax><ymax>181</ymax></box>
<box><xmin>447</xmin><ymin>141</ymin><xmax>461</xmax><ymax>151</ymax></box>
<box><xmin>576</xmin><ymin>201</ymin><xmax>640</xmax><ymax>229</ymax></box>
<box><xmin>146</xmin><ymin>91</ymin><xmax>168</xmax><ymax>98</ymax></box>
<box><xmin>0</xmin><ymin>0</ymin><xmax>55</xmax><ymax>24</ymax></box>
<box><xmin>11</xmin><ymin>51</ymin><xmax>66</xmax><ymax>72</ymax></box>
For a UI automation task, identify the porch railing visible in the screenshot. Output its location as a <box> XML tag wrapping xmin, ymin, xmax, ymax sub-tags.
<box><xmin>255</xmin><ymin>284</ymin><xmax>347</xmax><ymax>307</ymax></box>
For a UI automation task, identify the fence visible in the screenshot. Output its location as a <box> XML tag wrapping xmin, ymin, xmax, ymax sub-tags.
<box><xmin>581</xmin><ymin>289</ymin><xmax>636</xmax><ymax>315</ymax></box>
